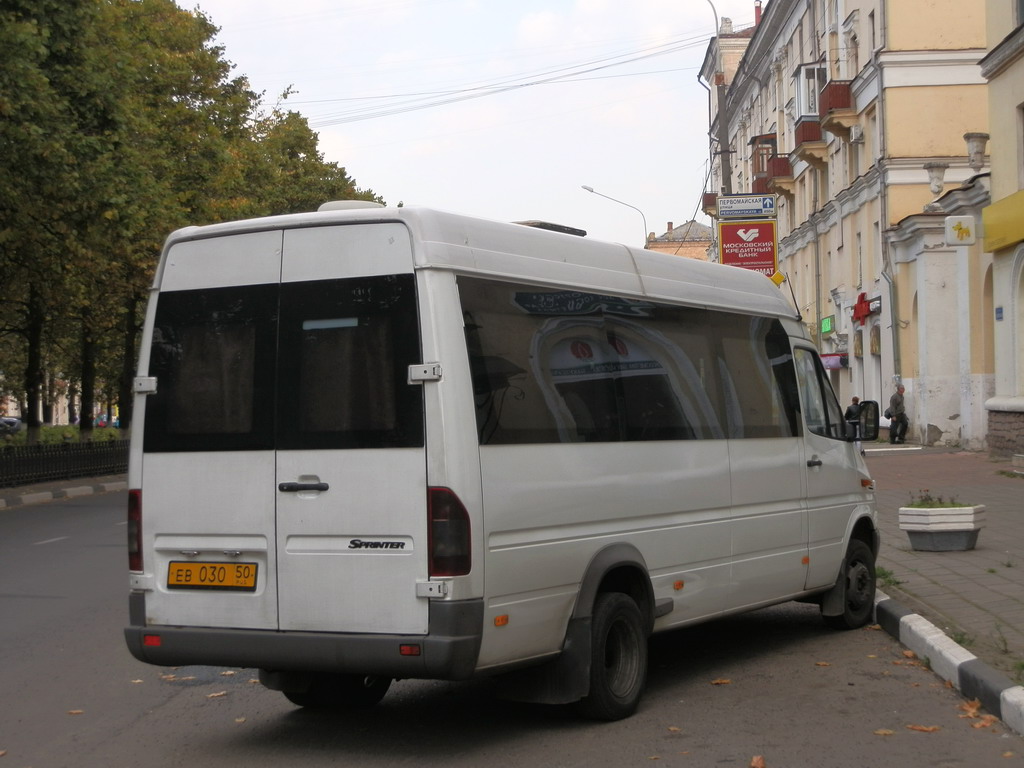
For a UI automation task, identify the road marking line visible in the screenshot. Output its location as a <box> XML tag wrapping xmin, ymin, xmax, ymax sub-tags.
<box><xmin>33</xmin><ymin>536</ymin><xmax>69</xmax><ymax>545</ymax></box>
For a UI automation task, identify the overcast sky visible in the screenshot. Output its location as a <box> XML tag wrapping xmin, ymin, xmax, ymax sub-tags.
<box><xmin>191</xmin><ymin>0</ymin><xmax>757</xmax><ymax>248</ymax></box>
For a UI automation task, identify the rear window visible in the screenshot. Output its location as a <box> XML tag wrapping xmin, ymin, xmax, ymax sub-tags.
<box><xmin>144</xmin><ymin>274</ymin><xmax>423</xmax><ymax>452</ymax></box>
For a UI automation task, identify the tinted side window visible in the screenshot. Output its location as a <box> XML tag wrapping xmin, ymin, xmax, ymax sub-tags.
<box><xmin>145</xmin><ymin>285</ymin><xmax>277</xmax><ymax>452</ymax></box>
<box><xmin>459</xmin><ymin>277</ymin><xmax>797</xmax><ymax>445</ymax></box>
<box><xmin>716</xmin><ymin>314</ymin><xmax>801</xmax><ymax>438</ymax></box>
<box><xmin>277</xmin><ymin>275</ymin><xmax>423</xmax><ymax>449</ymax></box>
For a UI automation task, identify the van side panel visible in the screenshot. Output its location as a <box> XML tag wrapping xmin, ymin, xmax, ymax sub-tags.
<box><xmin>475</xmin><ymin>441</ymin><xmax>732</xmax><ymax>667</ymax></box>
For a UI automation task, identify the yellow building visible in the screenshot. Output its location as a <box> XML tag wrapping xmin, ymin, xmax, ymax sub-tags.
<box><xmin>979</xmin><ymin>3</ymin><xmax>1024</xmax><ymax>455</ymax></box>
<box><xmin>702</xmin><ymin>0</ymin><xmax>994</xmax><ymax>449</ymax></box>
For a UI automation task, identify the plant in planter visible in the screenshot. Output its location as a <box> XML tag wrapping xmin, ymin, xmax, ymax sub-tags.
<box><xmin>898</xmin><ymin>490</ymin><xmax>985</xmax><ymax>551</ymax></box>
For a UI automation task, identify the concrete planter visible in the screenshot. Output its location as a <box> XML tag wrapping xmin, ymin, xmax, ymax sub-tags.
<box><xmin>898</xmin><ymin>505</ymin><xmax>985</xmax><ymax>551</ymax></box>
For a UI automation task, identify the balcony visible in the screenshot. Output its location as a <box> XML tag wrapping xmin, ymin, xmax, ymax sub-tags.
<box><xmin>793</xmin><ymin>116</ymin><xmax>827</xmax><ymax>165</ymax></box>
<box><xmin>752</xmin><ymin>175</ymin><xmax>770</xmax><ymax>195</ymax></box>
<box><xmin>819</xmin><ymin>80</ymin><xmax>858</xmax><ymax>136</ymax></box>
<box><xmin>702</xmin><ymin>192</ymin><xmax>718</xmax><ymax>218</ymax></box>
<box><xmin>766</xmin><ymin>155</ymin><xmax>794</xmax><ymax>198</ymax></box>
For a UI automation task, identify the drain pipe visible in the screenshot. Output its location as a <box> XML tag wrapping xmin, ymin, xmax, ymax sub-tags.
<box><xmin>876</xmin><ymin>0</ymin><xmax>901</xmax><ymax>384</ymax></box>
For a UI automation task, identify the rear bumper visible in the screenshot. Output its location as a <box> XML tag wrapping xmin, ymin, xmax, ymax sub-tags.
<box><xmin>124</xmin><ymin>594</ymin><xmax>483</xmax><ymax>680</ymax></box>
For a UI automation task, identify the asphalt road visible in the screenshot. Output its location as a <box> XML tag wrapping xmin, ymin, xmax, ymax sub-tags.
<box><xmin>2</xmin><ymin>491</ymin><xmax>1022</xmax><ymax>767</ymax></box>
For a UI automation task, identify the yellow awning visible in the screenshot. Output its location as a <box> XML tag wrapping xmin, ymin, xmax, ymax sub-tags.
<box><xmin>983</xmin><ymin>190</ymin><xmax>1024</xmax><ymax>252</ymax></box>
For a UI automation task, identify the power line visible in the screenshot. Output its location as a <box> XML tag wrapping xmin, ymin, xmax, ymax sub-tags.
<box><xmin>305</xmin><ymin>32</ymin><xmax>713</xmax><ymax>128</ymax></box>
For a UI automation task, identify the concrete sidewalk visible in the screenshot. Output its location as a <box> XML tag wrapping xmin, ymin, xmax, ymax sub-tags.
<box><xmin>3</xmin><ymin>449</ymin><xmax>1024</xmax><ymax>733</ymax></box>
<box><xmin>866</xmin><ymin>445</ymin><xmax>1024</xmax><ymax>736</ymax></box>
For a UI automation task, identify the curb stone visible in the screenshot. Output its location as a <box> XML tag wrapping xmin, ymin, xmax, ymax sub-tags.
<box><xmin>876</xmin><ymin>590</ymin><xmax>1024</xmax><ymax>736</ymax></box>
<box><xmin>0</xmin><ymin>478</ymin><xmax>128</xmax><ymax>510</ymax></box>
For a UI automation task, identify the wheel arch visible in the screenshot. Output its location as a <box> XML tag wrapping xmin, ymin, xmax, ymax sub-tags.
<box><xmin>573</xmin><ymin>542</ymin><xmax>656</xmax><ymax>634</ymax></box>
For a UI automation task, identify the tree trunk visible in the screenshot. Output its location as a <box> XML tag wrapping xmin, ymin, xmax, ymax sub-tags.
<box><xmin>23</xmin><ymin>284</ymin><xmax>46</xmax><ymax>445</ymax></box>
<box><xmin>68</xmin><ymin>380</ymin><xmax>79</xmax><ymax>426</ymax></box>
<box><xmin>118</xmin><ymin>294</ymin><xmax>139</xmax><ymax>435</ymax></box>
<box><xmin>80</xmin><ymin>314</ymin><xmax>97</xmax><ymax>443</ymax></box>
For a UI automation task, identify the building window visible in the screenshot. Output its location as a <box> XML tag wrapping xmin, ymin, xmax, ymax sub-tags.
<box><xmin>796</xmin><ymin>63</ymin><xmax>827</xmax><ymax>117</ymax></box>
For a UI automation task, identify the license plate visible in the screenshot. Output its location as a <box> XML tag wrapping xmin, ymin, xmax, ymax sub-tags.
<box><xmin>167</xmin><ymin>561</ymin><xmax>258</xmax><ymax>591</ymax></box>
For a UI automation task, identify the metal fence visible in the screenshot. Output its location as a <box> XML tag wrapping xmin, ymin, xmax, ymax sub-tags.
<box><xmin>0</xmin><ymin>440</ymin><xmax>129</xmax><ymax>488</ymax></box>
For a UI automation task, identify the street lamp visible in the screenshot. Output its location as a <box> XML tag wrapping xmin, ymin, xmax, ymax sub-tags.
<box><xmin>580</xmin><ymin>185</ymin><xmax>649</xmax><ymax>248</ymax></box>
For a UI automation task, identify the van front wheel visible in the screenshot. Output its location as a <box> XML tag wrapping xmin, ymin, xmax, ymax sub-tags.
<box><xmin>578</xmin><ymin>592</ymin><xmax>648</xmax><ymax>721</ymax></box>
<box><xmin>284</xmin><ymin>674</ymin><xmax>391</xmax><ymax>709</ymax></box>
<box><xmin>822</xmin><ymin>539</ymin><xmax>876</xmax><ymax>630</ymax></box>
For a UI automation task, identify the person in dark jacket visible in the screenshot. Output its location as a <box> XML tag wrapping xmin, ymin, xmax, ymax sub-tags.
<box><xmin>889</xmin><ymin>385</ymin><xmax>908</xmax><ymax>444</ymax></box>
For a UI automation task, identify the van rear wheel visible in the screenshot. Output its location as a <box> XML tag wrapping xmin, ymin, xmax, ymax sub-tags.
<box><xmin>578</xmin><ymin>592</ymin><xmax>647</xmax><ymax>721</ymax></box>
<box><xmin>822</xmin><ymin>539</ymin><xmax>876</xmax><ymax>630</ymax></box>
<box><xmin>284</xmin><ymin>674</ymin><xmax>391</xmax><ymax>709</ymax></box>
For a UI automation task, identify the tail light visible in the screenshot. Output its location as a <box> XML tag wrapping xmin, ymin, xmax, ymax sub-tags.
<box><xmin>128</xmin><ymin>489</ymin><xmax>143</xmax><ymax>572</ymax></box>
<box><xmin>427</xmin><ymin>487</ymin><xmax>471</xmax><ymax>576</ymax></box>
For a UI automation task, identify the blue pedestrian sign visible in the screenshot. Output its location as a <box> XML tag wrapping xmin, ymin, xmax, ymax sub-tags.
<box><xmin>716</xmin><ymin>194</ymin><xmax>777</xmax><ymax>219</ymax></box>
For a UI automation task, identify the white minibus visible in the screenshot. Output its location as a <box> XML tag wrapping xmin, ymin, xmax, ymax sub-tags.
<box><xmin>125</xmin><ymin>203</ymin><xmax>881</xmax><ymax>720</ymax></box>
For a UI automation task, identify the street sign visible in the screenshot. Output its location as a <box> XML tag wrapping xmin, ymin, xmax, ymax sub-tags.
<box><xmin>716</xmin><ymin>194</ymin><xmax>777</xmax><ymax>219</ymax></box>
<box><xmin>717</xmin><ymin>220</ymin><xmax>778</xmax><ymax>276</ymax></box>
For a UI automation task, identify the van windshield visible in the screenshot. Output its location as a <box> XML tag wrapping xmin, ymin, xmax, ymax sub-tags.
<box><xmin>143</xmin><ymin>274</ymin><xmax>423</xmax><ymax>452</ymax></box>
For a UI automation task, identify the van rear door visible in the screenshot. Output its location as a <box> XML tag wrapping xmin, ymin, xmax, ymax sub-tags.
<box><xmin>142</xmin><ymin>223</ymin><xmax>428</xmax><ymax>635</ymax></box>
<box><xmin>274</xmin><ymin>225</ymin><xmax>427</xmax><ymax>633</ymax></box>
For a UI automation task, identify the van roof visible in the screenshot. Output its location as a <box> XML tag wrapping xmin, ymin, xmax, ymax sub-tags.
<box><xmin>164</xmin><ymin>205</ymin><xmax>798</xmax><ymax>320</ymax></box>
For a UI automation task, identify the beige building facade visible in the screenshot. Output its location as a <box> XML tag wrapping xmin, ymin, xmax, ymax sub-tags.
<box><xmin>702</xmin><ymin>0</ymin><xmax>995</xmax><ymax>449</ymax></box>
<box><xmin>980</xmin><ymin>1</ymin><xmax>1024</xmax><ymax>455</ymax></box>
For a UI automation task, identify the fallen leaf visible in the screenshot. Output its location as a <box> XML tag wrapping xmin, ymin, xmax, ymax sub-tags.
<box><xmin>0</xmin><ymin>749</ymin><xmax>7</xmax><ymax>756</ymax></box>
<box><xmin>710</xmin><ymin>678</ymin><xmax>732</xmax><ymax>686</ymax></box>
<box><xmin>902</xmin><ymin>650</ymin><xmax>917</xmax><ymax>659</ymax></box>
<box><xmin>750</xmin><ymin>756</ymin><xmax>767</xmax><ymax>768</ymax></box>
<box><xmin>234</xmin><ymin>717</ymin><xmax>247</xmax><ymax>724</ymax></box>
<box><xmin>906</xmin><ymin>724</ymin><xmax>941</xmax><ymax>733</ymax></box>
<box><xmin>248</xmin><ymin>679</ymin><xmax>260</xmax><ymax>684</ymax></box>
<box><xmin>959</xmin><ymin>699</ymin><xmax>983</xmax><ymax>718</ymax></box>
<box><xmin>945</xmin><ymin>680</ymin><xmax>953</xmax><ymax>689</ymax></box>
<box><xmin>667</xmin><ymin>726</ymin><xmax>681</xmax><ymax>732</ymax></box>
<box><xmin>1004</xmin><ymin>752</ymin><xmax>1015</xmax><ymax>758</ymax></box>
<box><xmin>867</xmin><ymin>654</ymin><xmax>877</xmax><ymax>659</ymax></box>
<box><xmin>130</xmin><ymin>679</ymin><xmax>144</xmax><ymax>684</ymax></box>
<box><xmin>67</xmin><ymin>710</ymin><xmax>84</xmax><ymax>715</ymax></box>
<box><xmin>815</xmin><ymin>662</ymin><xmax>831</xmax><ymax>667</ymax></box>
<box><xmin>972</xmin><ymin>715</ymin><xmax>998</xmax><ymax>729</ymax></box>
<box><xmin>220</xmin><ymin>670</ymin><xmax>236</xmax><ymax>677</ymax></box>
<box><xmin>873</xmin><ymin>729</ymin><xmax>895</xmax><ymax>736</ymax></box>
<box><xmin>160</xmin><ymin>674</ymin><xmax>177</xmax><ymax>680</ymax></box>
<box><xmin>867</xmin><ymin>624</ymin><xmax>882</xmax><ymax>631</ymax></box>
<box><xmin>206</xmin><ymin>691</ymin><xmax>228</xmax><ymax>699</ymax></box>
<box><xmin>647</xmin><ymin>756</ymin><xmax>660</xmax><ymax>761</ymax></box>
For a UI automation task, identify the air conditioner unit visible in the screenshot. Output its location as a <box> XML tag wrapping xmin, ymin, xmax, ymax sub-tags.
<box><xmin>849</xmin><ymin>125</ymin><xmax>864</xmax><ymax>144</ymax></box>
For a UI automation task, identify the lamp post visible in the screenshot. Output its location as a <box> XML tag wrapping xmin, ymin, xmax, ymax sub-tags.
<box><xmin>580</xmin><ymin>185</ymin><xmax>649</xmax><ymax>248</ymax></box>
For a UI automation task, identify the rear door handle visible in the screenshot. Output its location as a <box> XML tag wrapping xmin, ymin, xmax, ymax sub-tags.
<box><xmin>279</xmin><ymin>482</ymin><xmax>329</xmax><ymax>492</ymax></box>
<box><xmin>806</xmin><ymin>458</ymin><xmax>823</xmax><ymax>468</ymax></box>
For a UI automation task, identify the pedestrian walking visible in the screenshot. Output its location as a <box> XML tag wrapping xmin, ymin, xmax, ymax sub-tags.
<box><xmin>888</xmin><ymin>385</ymin><xmax>908</xmax><ymax>444</ymax></box>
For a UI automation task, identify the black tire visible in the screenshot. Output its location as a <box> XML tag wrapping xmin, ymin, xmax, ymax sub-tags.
<box><xmin>283</xmin><ymin>674</ymin><xmax>391</xmax><ymax>709</ymax></box>
<box><xmin>578</xmin><ymin>592</ymin><xmax>648</xmax><ymax>721</ymax></box>
<box><xmin>822</xmin><ymin>539</ymin><xmax>876</xmax><ymax>630</ymax></box>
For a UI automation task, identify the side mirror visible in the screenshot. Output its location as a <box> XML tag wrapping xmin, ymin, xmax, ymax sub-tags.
<box><xmin>857</xmin><ymin>401</ymin><xmax>880</xmax><ymax>442</ymax></box>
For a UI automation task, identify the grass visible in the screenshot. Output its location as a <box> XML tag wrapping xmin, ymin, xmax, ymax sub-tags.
<box><xmin>875</xmin><ymin>566</ymin><xmax>902</xmax><ymax>588</ymax></box>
